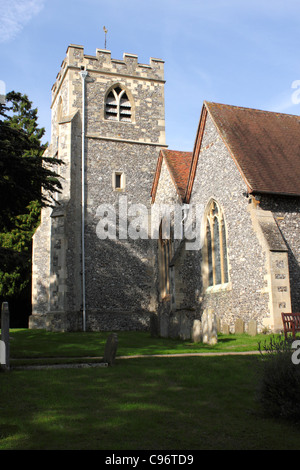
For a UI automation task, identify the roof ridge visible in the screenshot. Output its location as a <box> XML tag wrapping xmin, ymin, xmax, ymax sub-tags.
<box><xmin>204</xmin><ymin>100</ymin><xmax>300</xmax><ymax>120</ymax></box>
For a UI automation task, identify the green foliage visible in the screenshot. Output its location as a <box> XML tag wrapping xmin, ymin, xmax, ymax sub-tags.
<box><xmin>257</xmin><ymin>335</ymin><xmax>300</xmax><ymax>422</ymax></box>
<box><xmin>0</xmin><ymin>200</ymin><xmax>40</xmax><ymax>297</ymax></box>
<box><xmin>0</xmin><ymin>91</ymin><xmax>62</xmax><ymax>313</ymax></box>
<box><xmin>0</xmin><ymin>91</ymin><xmax>62</xmax><ymax>230</ymax></box>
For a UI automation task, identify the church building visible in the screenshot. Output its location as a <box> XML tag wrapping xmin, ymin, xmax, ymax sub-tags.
<box><xmin>152</xmin><ymin>102</ymin><xmax>300</xmax><ymax>334</ymax></box>
<box><xmin>30</xmin><ymin>45</ymin><xmax>300</xmax><ymax>335</ymax></box>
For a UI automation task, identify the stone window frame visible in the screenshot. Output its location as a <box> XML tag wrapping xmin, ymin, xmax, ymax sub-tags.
<box><xmin>112</xmin><ymin>171</ymin><xmax>126</xmax><ymax>191</ymax></box>
<box><xmin>202</xmin><ymin>199</ymin><xmax>230</xmax><ymax>291</ymax></box>
<box><xmin>104</xmin><ymin>83</ymin><xmax>134</xmax><ymax>123</ymax></box>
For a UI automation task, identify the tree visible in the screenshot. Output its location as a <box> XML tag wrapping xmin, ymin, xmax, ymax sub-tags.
<box><xmin>0</xmin><ymin>91</ymin><xmax>62</xmax><ymax>230</ymax></box>
<box><xmin>0</xmin><ymin>91</ymin><xmax>62</xmax><ymax>325</ymax></box>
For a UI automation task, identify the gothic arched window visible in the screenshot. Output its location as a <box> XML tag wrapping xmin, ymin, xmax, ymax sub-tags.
<box><xmin>159</xmin><ymin>220</ymin><xmax>173</xmax><ymax>298</ymax></box>
<box><xmin>205</xmin><ymin>200</ymin><xmax>228</xmax><ymax>287</ymax></box>
<box><xmin>105</xmin><ymin>86</ymin><xmax>132</xmax><ymax>122</ymax></box>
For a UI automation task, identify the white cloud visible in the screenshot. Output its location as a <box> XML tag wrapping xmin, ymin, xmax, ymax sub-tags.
<box><xmin>0</xmin><ymin>0</ymin><xmax>45</xmax><ymax>43</ymax></box>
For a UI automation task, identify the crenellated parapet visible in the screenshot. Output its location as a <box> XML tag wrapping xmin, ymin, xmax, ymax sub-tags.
<box><xmin>51</xmin><ymin>44</ymin><xmax>165</xmax><ymax>101</ymax></box>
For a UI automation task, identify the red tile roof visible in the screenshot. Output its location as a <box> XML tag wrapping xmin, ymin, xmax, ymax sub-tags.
<box><xmin>153</xmin><ymin>101</ymin><xmax>300</xmax><ymax>204</ymax></box>
<box><xmin>204</xmin><ymin>101</ymin><xmax>300</xmax><ymax>196</ymax></box>
<box><xmin>151</xmin><ymin>149</ymin><xmax>193</xmax><ymax>202</ymax></box>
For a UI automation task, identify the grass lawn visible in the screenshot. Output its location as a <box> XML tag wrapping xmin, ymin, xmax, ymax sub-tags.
<box><xmin>1</xmin><ymin>329</ymin><xmax>300</xmax><ymax>450</ymax></box>
<box><xmin>8</xmin><ymin>328</ymin><xmax>273</xmax><ymax>363</ymax></box>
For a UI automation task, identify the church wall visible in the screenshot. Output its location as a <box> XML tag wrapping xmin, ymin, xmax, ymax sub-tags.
<box><xmin>83</xmin><ymin>138</ymin><xmax>160</xmax><ymax>330</ymax></box>
<box><xmin>152</xmin><ymin>157</ymin><xmax>183</xmax><ymax>311</ymax></box>
<box><xmin>188</xmin><ymin>113</ymin><xmax>270</xmax><ymax>331</ymax></box>
<box><xmin>153</xmin><ymin>158</ymin><xmax>181</xmax><ymax>206</ymax></box>
<box><xmin>31</xmin><ymin>205</ymin><xmax>51</xmax><ymax>317</ymax></box>
<box><xmin>260</xmin><ymin>195</ymin><xmax>300</xmax><ymax>313</ymax></box>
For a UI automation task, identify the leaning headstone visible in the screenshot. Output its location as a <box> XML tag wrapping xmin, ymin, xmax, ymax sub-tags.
<box><xmin>235</xmin><ymin>318</ymin><xmax>244</xmax><ymax>334</ymax></box>
<box><xmin>1</xmin><ymin>302</ymin><xmax>10</xmax><ymax>371</ymax></box>
<box><xmin>248</xmin><ymin>320</ymin><xmax>257</xmax><ymax>336</ymax></box>
<box><xmin>191</xmin><ymin>319</ymin><xmax>202</xmax><ymax>343</ymax></box>
<box><xmin>103</xmin><ymin>333</ymin><xmax>118</xmax><ymax>366</ymax></box>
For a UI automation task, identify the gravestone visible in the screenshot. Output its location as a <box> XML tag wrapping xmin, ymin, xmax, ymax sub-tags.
<box><xmin>221</xmin><ymin>322</ymin><xmax>230</xmax><ymax>335</ymax></box>
<box><xmin>235</xmin><ymin>318</ymin><xmax>244</xmax><ymax>334</ymax></box>
<box><xmin>179</xmin><ymin>313</ymin><xmax>192</xmax><ymax>340</ymax></box>
<box><xmin>248</xmin><ymin>320</ymin><xmax>257</xmax><ymax>336</ymax></box>
<box><xmin>1</xmin><ymin>302</ymin><xmax>10</xmax><ymax>371</ymax></box>
<box><xmin>103</xmin><ymin>333</ymin><xmax>118</xmax><ymax>366</ymax></box>
<box><xmin>192</xmin><ymin>319</ymin><xmax>202</xmax><ymax>343</ymax></box>
<box><xmin>202</xmin><ymin>309</ymin><xmax>218</xmax><ymax>345</ymax></box>
<box><xmin>159</xmin><ymin>312</ymin><xmax>169</xmax><ymax>338</ymax></box>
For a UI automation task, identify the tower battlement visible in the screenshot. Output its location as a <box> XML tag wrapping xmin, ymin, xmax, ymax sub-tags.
<box><xmin>51</xmin><ymin>44</ymin><xmax>165</xmax><ymax>98</ymax></box>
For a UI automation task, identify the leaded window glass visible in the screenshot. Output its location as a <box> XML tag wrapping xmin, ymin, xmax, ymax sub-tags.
<box><xmin>205</xmin><ymin>200</ymin><xmax>229</xmax><ymax>287</ymax></box>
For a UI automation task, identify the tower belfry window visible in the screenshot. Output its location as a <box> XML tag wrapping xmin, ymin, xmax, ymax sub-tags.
<box><xmin>105</xmin><ymin>86</ymin><xmax>132</xmax><ymax>122</ymax></box>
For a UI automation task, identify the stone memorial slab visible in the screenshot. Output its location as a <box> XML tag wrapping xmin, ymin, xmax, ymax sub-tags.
<box><xmin>221</xmin><ymin>322</ymin><xmax>230</xmax><ymax>335</ymax></box>
<box><xmin>103</xmin><ymin>333</ymin><xmax>118</xmax><ymax>366</ymax></box>
<box><xmin>202</xmin><ymin>309</ymin><xmax>218</xmax><ymax>345</ymax></box>
<box><xmin>192</xmin><ymin>319</ymin><xmax>202</xmax><ymax>343</ymax></box>
<box><xmin>248</xmin><ymin>320</ymin><xmax>257</xmax><ymax>336</ymax></box>
<box><xmin>235</xmin><ymin>318</ymin><xmax>244</xmax><ymax>334</ymax></box>
<box><xmin>159</xmin><ymin>312</ymin><xmax>169</xmax><ymax>338</ymax></box>
<box><xmin>179</xmin><ymin>314</ymin><xmax>192</xmax><ymax>340</ymax></box>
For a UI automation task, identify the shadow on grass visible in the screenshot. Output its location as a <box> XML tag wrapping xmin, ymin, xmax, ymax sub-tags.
<box><xmin>1</xmin><ymin>356</ymin><xmax>300</xmax><ymax>450</ymax></box>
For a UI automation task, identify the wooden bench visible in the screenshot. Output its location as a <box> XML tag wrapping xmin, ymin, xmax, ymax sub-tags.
<box><xmin>281</xmin><ymin>312</ymin><xmax>300</xmax><ymax>339</ymax></box>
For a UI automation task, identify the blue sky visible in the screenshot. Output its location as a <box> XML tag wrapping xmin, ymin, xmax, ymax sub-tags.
<box><xmin>2</xmin><ymin>0</ymin><xmax>300</xmax><ymax>150</ymax></box>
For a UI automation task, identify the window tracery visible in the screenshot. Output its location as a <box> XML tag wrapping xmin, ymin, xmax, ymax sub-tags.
<box><xmin>205</xmin><ymin>200</ymin><xmax>229</xmax><ymax>287</ymax></box>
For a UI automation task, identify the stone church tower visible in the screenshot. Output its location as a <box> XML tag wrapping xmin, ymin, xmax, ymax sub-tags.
<box><xmin>30</xmin><ymin>44</ymin><xmax>166</xmax><ymax>331</ymax></box>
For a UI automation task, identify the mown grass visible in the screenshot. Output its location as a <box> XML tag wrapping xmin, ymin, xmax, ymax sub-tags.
<box><xmin>7</xmin><ymin>328</ymin><xmax>273</xmax><ymax>364</ymax></box>
<box><xmin>1</xmin><ymin>329</ymin><xmax>300</xmax><ymax>450</ymax></box>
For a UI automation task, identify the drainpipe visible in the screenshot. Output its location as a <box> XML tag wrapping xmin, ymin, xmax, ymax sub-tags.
<box><xmin>80</xmin><ymin>69</ymin><xmax>88</xmax><ymax>332</ymax></box>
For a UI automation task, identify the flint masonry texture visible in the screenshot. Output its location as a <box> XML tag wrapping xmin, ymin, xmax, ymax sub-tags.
<box><xmin>31</xmin><ymin>46</ymin><xmax>166</xmax><ymax>331</ymax></box>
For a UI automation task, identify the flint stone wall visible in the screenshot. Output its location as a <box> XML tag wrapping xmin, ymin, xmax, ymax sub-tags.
<box><xmin>177</xmin><ymin>113</ymin><xmax>272</xmax><ymax>331</ymax></box>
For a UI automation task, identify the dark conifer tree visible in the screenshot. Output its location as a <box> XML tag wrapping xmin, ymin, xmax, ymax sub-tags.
<box><xmin>0</xmin><ymin>91</ymin><xmax>62</xmax><ymax>325</ymax></box>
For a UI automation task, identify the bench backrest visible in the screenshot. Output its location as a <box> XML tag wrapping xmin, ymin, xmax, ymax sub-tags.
<box><xmin>281</xmin><ymin>313</ymin><xmax>300</xmax><ymax>330</ymax></box>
